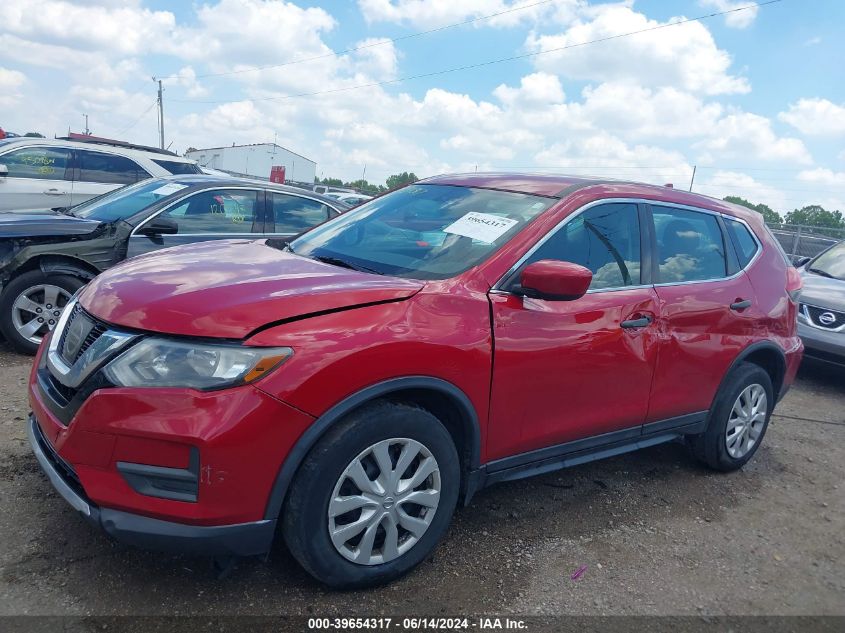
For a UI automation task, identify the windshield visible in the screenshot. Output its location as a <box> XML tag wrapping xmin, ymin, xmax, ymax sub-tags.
<box><xmin>73</xmin><ymin>179</ymin><xmax>190</xmax><ymax>222</ymax></box>
<box><xmin>289</xmin><ymin>184</ymin><xmax>555</xmax><ymax>280</ymax></box>
<box><xmin>808</xmin><ymin>241</ymin><xmax>845</xmax><ymax>280</ymax></box>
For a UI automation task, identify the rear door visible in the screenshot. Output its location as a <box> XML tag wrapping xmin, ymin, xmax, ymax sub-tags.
<box><xmin>0</xmin><ymin>145</ymin><xmax>73</xmax><ymax>211</ymax></box>
<box><xmin>71</xmin><ymin>149</ymin><xmax>150</xmax><ymax>205</ymax></box>
<box><xmin>645</xmin><ymin>203</ymin><xmax>758</xmax><ymax>425</ymax></box>
<box><xmin>487</xmin><ymin>201</ymin><xmax>661</xmax><ymax>460</ymax></box>
<box><xmin>126</xmin><ymin>188</ymin><xmax>264</xmax><ymax>258</ymax></box>
<box><xmin>268</xmin><ymin>191</ymin><xmax>338</xmax><ymax>239</ymax></box>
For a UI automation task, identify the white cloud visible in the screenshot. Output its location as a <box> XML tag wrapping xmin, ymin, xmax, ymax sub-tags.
<box><xmin>698</xmin><ymin>0</ymin><xmax>759</xmax><ymax>29</ymax></box>
<box><xmin>356</xmin><ymin>0</ymin><xmax>573</xmax><ymax>29</ymax></box>
<box><xmin>695</xmin><ymin>113</ymin><xmax>812</xmax><ymax>164</ymax></box>
<box><xmin>526</xmin><ymin>4</ymin><xmax>750</xmax><ymax>95</ymax></box>
<box><xmin>804</xmin><ymin>36</ymin><xmax>822</xmax><ymax>46</ymax></box>
<box><xmin>493</xmin><ymin>72</ymin><xmax>566</xmax><ymax>106</ymax></box>
<box><xmin>0</xmin><ymin>67</ymin><xmax>25</xmax><ymax>107</ymax></box>
<box><xmin>778</xmin><ymin>98</ymin><xmax>845</xmax><ymax>137</ymax></box>
<box><xmin>0</xmin><ymin>0</ymin><xmax>175</xmax><ymax>57</ymax></box>
<box><xmin>352</xmin><ymin>38</ymin><xmax>400</xmax><ymax>79</ymax></box>
<box><xmin>695</xmin><ymin>171</ymin><xmax>788</xmax><ymax>214</ymax></box>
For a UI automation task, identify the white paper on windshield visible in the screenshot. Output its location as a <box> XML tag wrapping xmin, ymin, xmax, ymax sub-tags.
<box><xmin>443</xmin><ymin>212</ymin><xmax>518</xmax><ymax>243</ymax></box>
<box><xmin>151</xmin><ymin>183</ymin><xmax>188</xmax><ymax>196</ymax></box>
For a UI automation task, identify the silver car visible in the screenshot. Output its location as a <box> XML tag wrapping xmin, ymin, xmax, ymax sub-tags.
<box><xmin>797</xmin><ymin>240</ymin><xmax>845</xmax><ymax>367</ymax></box>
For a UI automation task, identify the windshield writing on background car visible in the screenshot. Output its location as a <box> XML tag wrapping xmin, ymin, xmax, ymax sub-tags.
<box><xmin>73</xmin><ymin>179</ymin><xmax>188</xmax><ymax>222</ymax></box>
<box><xmin>289</xmin><ymin>184</ymin><xmax>555</xmax><ymax>280</ymax></box>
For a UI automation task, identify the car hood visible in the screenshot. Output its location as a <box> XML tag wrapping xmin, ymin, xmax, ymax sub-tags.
<box><xmin>0</xmin><ymin>212</ymin><xmax>102</xmax><ymax>238</ymax></box>
<box><xmin>799</xmin><ymin>268</ymin><xmax>845</xmax><ymax>312</ymax></box>
<box><xmin>79</xmin><ymin>239</ymin><xmax>424</xmax><ymax>338</ymax></box>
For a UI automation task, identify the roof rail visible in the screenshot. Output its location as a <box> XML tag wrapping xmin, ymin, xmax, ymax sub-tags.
<box><xmin>56</xmin><ymin>134</ymin><xmax>180</xmax><ymax>157</ymax></box>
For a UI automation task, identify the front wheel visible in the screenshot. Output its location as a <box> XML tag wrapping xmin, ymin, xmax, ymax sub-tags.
<box><xmin>282</xmin><ymin>401</ymin><xmax>460</xmax><ymax>588</ymax></box>
<box><xmin>0</xmin><ymin>270</ymin><xmax>85</xmax><ymax>355</ymax></box>
<box><xmin>687</xmin><ymin>362</ymin><xmax>774</xmax><ymax>472</ymax></box>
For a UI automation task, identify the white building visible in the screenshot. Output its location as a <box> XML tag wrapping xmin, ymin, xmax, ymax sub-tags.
<box><xmin>185</xmin><ymin>143</ymin><xmax>316</xmax><ymax>183</ymax></box>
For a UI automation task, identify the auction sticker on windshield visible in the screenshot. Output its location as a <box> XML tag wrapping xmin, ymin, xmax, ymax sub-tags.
<box><xmin>443</xmin><ymin>212</ymin><xmax>518</xmax><ymax>243</ymax></box>
<box><xmin>151</xmin><ymin>183</ymin><xmax>188</xmax><ymax>196</ymax></box>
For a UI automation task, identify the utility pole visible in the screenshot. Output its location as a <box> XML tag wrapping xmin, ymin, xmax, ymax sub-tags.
<box><xmin>83</xmin><ymin>114</ymin><xmax>89</xmax><ymax>135</ymax></box>
<box><xmin>154</xmin><ymin>78</ymin><xmax>165</xmax><ymax>149</ymax></box>
<box><xmin>689</xmin><ymin>165</ymin><xmax>697</xmax><ymax>192</ymax></box>
<box><xmin>362</xmin><ymin>164</ymin><xmax>367</xmax><ymax>183</ymax></box>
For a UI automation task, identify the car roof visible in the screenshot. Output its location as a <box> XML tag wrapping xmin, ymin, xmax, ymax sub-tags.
<box><xmin>150</xmin><ymin>174</ymin><xmax>350</xmax><ymax>207</ymax></box>
<box><xmin>418</xmin><ymin>171</ymin><xmax>760</xmax><ymax>222</ymax></box>
<box><xmin>0</xmin><ymin>138</ymin><xmax>196</xmax><ymax>163</ymax></box>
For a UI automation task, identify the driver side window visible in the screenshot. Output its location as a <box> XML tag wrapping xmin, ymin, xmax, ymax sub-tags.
<box><xmin>158</xmin><ymin>189</ymin><xmax>260</xmax><ymax>234</ymax></box>
<box><xmin>514</xmin><ymin>203</ymin><xmax>642</xmax><ymax>291</ymax></box>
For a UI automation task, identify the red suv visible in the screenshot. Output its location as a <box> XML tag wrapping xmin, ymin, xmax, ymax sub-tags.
<box><xmin>28</xmin><ymin>174</ymin><xmax>803</xmax><ymax>587</ymax></box>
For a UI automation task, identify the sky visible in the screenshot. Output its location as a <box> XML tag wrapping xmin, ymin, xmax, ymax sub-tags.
<box><xmin>1</xmin><ymin>0</ymin><xmax>844</xmax><ymax>216</ymax></box>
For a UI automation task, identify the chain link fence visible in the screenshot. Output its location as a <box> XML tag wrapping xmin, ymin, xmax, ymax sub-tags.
<box><xmin>766</xmin><ymin>223</ymin><xmax>845</xmax><ymax>260</ymax></box>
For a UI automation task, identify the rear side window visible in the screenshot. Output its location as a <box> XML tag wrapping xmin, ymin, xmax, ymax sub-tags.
<box><xmin>152</xmin><ymin>159</ymin><xmax>202</xmax><ymax>175</ymax></box>
<box><xmin>0</xmin><ymin>146</ymin><xmax>72</xmax><ymax>180</ymax></box>
<box><xmin>515</xmin><ymin>203</ymin><xmax>642</xmax><ymax>290</ymax></box>
<box><xmin>77</xmin><ymin>150</ymin><xmax>149</xmax><ymax>184</ymax></box>
<box><xmin>724</xmin><ymin>218</ymin><xmax>759</xmax><ymax>268</ymax></box>
<box><xmin>653</xmin><ymin>206</ymin><xmax>727</xmax><ymax>283</ymax></box>
<box><xmin>271</xmin><ymin>193</ymin><xmax>330</xmax><ymax>233</ymax></box>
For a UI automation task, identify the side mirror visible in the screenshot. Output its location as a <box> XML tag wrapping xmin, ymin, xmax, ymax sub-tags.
<box><xmin>792</xmin><ymin>256</ymin><xmax>811</xmax><ymax>268</ymax></box>
<box><xmin>139</xmin><ymin>217</ymin><xmax>178</xmax><ymax>236</ymax></box>
<box><xmin>518</xmin><ymin>260</ymin><xmax>593</xmax><ymax>301</ymax></box>
<box><xmin>0</xmin><ymin>164</ymin><xmax>8</xmax><ymax>177</ymax></box>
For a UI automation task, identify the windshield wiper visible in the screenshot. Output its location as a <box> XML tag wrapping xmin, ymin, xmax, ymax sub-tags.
<box><xmin>808</xmin><ymin>267</ymin><xmax>835</xmax><ymax>279</ymax></box>
<box><xmin>313</xmin><ymin>255</ymin><xmax>382</xmax><ymax>275</ymax></box>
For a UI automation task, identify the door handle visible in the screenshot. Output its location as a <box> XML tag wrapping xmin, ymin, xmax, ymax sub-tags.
<box><xmin>620</xmin><ymin>315</ymin><xmax>653</xmax><ymax>329</ymax></box>
<box><xmin>730</xmin><ymin>299</ymin><xmax>752</xmax><ymax>311</ymax></box>
<box><xmin>43</xmin><ymin>188</ymin><xmax>64</xmax><ymax>195</ymax></box>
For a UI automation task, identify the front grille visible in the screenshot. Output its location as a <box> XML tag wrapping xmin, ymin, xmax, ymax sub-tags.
<box><xmin>802</xmin><ymin>304</ymin><xmax>845</xmax><ymax>330</ymax></box>
<box><xmin>46</xmin><ymin>371</ymin><xmax>78</xmax><ymax>405</ymax></box>
<box><xmin>58</xmin><ymin>304</ymin><xmax>108</xmax><ymax>364</ymax></box>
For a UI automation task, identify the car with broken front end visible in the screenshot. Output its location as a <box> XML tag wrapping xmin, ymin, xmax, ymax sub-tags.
<box><xmin>0</xmin><ymin>174</ymin><xmax>348</xmax><ymax>354</ymax></box>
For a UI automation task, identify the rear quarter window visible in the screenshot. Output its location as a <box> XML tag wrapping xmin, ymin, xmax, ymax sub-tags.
<box><xmin>152</xmin><ymin>159</ymin><xmax>202</xmax><ymax>175</ymax></box>
<box><xmin>725</xmin><ymin>218</ymin><xmax>760</xmax><ymax>268</ymax></box>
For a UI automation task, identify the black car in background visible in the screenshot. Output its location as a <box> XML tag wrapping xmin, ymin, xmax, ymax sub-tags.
<box><xmin>0</xmin><ymin>175</ymin><xmax>349</xmax><ymax>353</ymax></box>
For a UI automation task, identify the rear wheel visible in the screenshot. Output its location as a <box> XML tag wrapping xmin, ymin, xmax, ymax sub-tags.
<box><xmin>0</xmin><ymin>270</ymin><xmax>85</xmax><ymax>355</ymax></box>
<box><xmin>688</xmin><ymin>362</ymin><xmax>773</xmax><ymax>472</ymax></box>
<box><xmin>282</xmin><ymin>401</ymin><xmax>459</xmax><ymax>588</ymax></box>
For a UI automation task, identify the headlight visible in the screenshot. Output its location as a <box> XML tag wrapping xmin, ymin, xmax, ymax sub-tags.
<box><xmin>103</xmin><ymin>338</ymin><xmax>293</xmax><ymax>390</ymax></box>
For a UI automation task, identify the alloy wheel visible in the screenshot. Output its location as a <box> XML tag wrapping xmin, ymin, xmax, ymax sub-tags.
<box><xmin>725</xmin><ymin>383</ymin><xmax>767</xmax><ymax>459</ymax></box>
<box><xmin>328</xmin><ymin>437</ymin><xmax>441</xmax><ymax>565</ymax></box>
<box><xmin>10</xmin><ymin>284</ymin><xmax>72</xmax><ymax>346</ymax></box>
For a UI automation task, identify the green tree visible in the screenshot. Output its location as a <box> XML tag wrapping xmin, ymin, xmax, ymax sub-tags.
<box><xmin>784</xmin><ymin>205</ymin><xmax>845</xmax><ymax>229</ymax></box>
<box><xmin>345</xmin><ymin>179</ymin><xmax>381</xmax><ymax>196</ymax></box>
<box><xmin>723</xmin><ymin>196</ymin><xmax>782</xmax><ymax>225</ymax></box>
<box><xmin>24</xmin><ymin>132</ymin><xmax>45</xmax><ymax>138</ymax></box>
<box><xmin>385</xmin><ymin>171</ymin><xmax>419</xmax><ymax>190</ymax></box>
<box><xmin>319</xmin><ymin>177</ymin><xmax>344</xmax><ymax>187</ymax></box>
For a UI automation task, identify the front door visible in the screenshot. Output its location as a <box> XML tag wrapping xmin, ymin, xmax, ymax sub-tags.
<box><xmin>487</xmin><ymin>202</ymin><xmax>660</xmax><ymax>460</ymax></box>
<box><xmin>127</xmin><ymin>188</ymin><xmax>265</xmax><ymax>258</ymax></box>
<box><xmin>0</xmin><ymin>145</ymin><xmax>73</xmax><ymax>211</ymax></box>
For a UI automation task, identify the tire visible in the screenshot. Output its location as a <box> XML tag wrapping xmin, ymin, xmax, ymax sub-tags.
<box><xmin>282</xmin><ymin>400</ymin><xmax>460</xmax><ymax>588</ymax></box>
<box><xmin>0</xmin><ymin>270</ymin><xmax>85</xmax><ymax>355</ymax></box>
<box><xmin>687</xmin><ymin>362</ymin><xmax>774</xmax><ymax>472</ymax></box>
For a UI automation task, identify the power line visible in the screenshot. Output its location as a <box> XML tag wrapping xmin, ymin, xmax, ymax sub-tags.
<box><xmin>170</xmin><ymin>0</ymin><xmax>784</xmax><ymax>104</ymax></box>
<box><xmin>116</xmin><ymin>99</ymin><xmax>158</xmax><ymax>135</ymax></box>
<box><xmin>157</xmin><ymin>0</ymin><xmax>557</xmax><ymax>81</ymax></box>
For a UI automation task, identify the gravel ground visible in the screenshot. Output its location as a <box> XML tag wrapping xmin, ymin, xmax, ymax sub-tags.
<box><xmin>0</xmin><ymin>339</ymin><xmax>842</xmax><ymax>619</ymax></box>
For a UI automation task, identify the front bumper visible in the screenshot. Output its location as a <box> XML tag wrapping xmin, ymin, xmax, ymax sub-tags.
<box><xmin>29</xmin><ymin>415</ymin><xmax>276</xmax><ymax>557</ymax></box>
<box><xmin>798</xmin><ymin>322</ymin><xmax>845</xmax><ymax>367</ymax></box>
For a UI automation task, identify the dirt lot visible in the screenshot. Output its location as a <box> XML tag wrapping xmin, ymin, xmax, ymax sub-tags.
<box><xmin>0</xmin><ymin>340</ymin><xmax>842</xmax><ymax>619</ymax></box>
